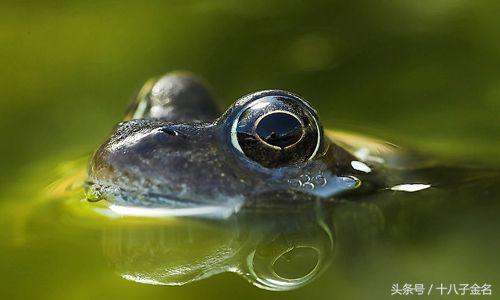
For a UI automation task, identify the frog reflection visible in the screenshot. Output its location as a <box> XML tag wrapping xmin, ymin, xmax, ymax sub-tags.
<box><xmin>102</xmin><ymin>204</ymin><xmax>334</xmax><ymax>291</ymax></box>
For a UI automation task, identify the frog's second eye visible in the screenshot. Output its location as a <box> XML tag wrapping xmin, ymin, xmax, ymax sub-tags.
<box><xmin>230</xmin><ymin>92</ymin><xmax>322</xmax><ymax>168</ymax></box>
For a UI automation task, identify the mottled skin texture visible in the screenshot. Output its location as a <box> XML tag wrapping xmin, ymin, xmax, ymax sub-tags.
<box><xmin>88</xmin><ymin>73</ymin><xmax>374</xmax><ymax>209</ymax></box>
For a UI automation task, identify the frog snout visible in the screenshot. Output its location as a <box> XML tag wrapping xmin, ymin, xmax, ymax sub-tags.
<box><xmin>89</xmin><ymin>122</ymin><xmax>235</xmax><ymax>199</ymax></box>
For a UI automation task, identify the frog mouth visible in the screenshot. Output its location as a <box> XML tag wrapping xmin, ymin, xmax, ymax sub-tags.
<box><xmin>85</xmin><ymin>180</ymin><xmax>245</xmax><ymax>219</ymax></box>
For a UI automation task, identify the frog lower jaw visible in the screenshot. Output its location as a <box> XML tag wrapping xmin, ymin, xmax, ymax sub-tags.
<box><xmin>85</xmin><ymin>181</ymin><xmax>245</xmax><ymax>219</ymax></box>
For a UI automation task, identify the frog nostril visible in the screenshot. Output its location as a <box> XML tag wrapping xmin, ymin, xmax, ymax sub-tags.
<box><xmin>159</xmin><ymin>127</ymin><xmax>178</xmax><ymax>136</ymax></box>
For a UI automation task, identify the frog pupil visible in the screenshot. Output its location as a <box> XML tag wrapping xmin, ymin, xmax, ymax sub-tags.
<box><xmin>255</xmin><ymin>112</ymin><xmax>303</xmax><ymax>148</ymax></box>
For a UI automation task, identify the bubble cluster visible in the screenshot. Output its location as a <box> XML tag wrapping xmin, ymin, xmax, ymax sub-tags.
<box><xmin>287</xmin><ymin>173</ymin><xmax>327</xmax><ymax>190</ymax></box>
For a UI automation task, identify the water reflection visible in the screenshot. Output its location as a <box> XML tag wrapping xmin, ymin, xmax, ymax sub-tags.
<box><xmin>102</xmin><ymin>203</ymin><xmax>334</xmax><ymax>291</ymax></box>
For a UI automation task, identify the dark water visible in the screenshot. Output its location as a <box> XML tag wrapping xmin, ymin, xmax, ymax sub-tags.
<box><xmin>1</xmin><ymin>1</ymin><xmax>500</xmax><ymax>299</ymax></box>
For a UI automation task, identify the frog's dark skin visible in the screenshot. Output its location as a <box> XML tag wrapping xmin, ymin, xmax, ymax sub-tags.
<box><xmin>88</xmin><ymin>73</ymin><xmax>377</xmax><ymax>210</ymax></box>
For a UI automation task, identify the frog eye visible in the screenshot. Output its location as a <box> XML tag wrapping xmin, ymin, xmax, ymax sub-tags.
<box><xmin>230</xmin><ymin>91</ymin><xmax>322</xmax><ymax>168</ymax></box>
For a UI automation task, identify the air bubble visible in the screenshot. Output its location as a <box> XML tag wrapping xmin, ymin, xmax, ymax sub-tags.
<box><xmin>303</xmin><ymin>182</ymin><xmax>315</xmax><ymax>190</ymax></box>
<box><xmin>313</xmin><ymin>175</ymin><xmax>327</xmax><ymax>187</ymax></box>
<box><xmin>288</xmin><ymin>179</ymin><xmax>303</xmax><ymax>188</ymax></box>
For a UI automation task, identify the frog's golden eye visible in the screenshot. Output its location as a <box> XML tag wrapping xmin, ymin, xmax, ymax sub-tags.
<box><xmin>230</xmin><ymin>91</ymin><xmax>322</xmax><ymax>168</ymax></box>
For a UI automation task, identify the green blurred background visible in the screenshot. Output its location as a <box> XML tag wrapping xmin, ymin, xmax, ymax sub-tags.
<box><xmin>1</xmin><ymin>0</ymin><xmax>499</xmax><ymax>299</ymax></box>
<box><xmin>2</xmin><ymin>0</ymin><xmax>500</xmax><ymax>185</ymax></box>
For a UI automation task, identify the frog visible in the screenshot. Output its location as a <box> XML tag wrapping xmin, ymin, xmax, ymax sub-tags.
<box><xmin>87</xmin><ymin>72</ymin><xmax>392</xmax><ymax>217</ymax></box>
<box><xmin>3</xmin><ymin>73</ymin><xmax>498</xmax><ymax>294</ymax></box>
